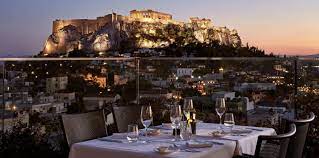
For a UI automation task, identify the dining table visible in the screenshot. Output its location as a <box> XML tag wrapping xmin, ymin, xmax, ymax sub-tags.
<box><xmin>68</xmin><ymin>123</ymin><xmax>276</xmax><ymax>158</ymax></box>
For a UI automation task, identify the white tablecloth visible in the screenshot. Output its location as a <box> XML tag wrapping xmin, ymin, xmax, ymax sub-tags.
<box><xmin>69</xmin><ymin>123</ymin><xmax>275</xmax><ymax>158</ymax></box>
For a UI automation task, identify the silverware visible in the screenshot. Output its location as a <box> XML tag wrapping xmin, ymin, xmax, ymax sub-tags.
<box><xmin>246</xmin><ymin>127</ymin><xmax>263</xmax><ymax>131</ymax></box>
<box><xmin>231</xmin><ymin>134</ymin><xmax>247</xmax><ymax>136</ymax></box>
<box><xmin>181</xmin><ymin>149</ymin><xmax>201</xmax><ymax>152</ymax></box>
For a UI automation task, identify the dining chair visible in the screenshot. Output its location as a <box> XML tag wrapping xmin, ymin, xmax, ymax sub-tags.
<box><xmin>103</xmin><ymin>104</ymin><xmax>118</xmax><ymax>134</ymax></box>
<box><xmin>112</xmin><ymin>104</ymin><xmax>142</xmax><ymax>133</ymax></box>
<box><xmin>235</xmin><ymin>124</ymin><xmax>296</xmax><ymax>158</ymax></box>
<box><xmin>285</xmin><ymin>112</ymin><xmax>315</xmax><ymax>158</ymax></box>
<box><xmin>61</xmin><ymin>110</ymin><xmax>108</xmax><ymax>147</ymax></box>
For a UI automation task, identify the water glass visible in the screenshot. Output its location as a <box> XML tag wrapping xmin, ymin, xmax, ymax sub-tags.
<box><xmin>180</xmin><ymin>121</ymin><xmax>192</xmax><ymax>141</ymax></box>
<box><xmin>141</xmin><ymin>105</ymin><xmax>153</xmax><ymax>135</ymax></box>
<box><xmin>127</xmin><ymin>124</ymin><xmax>139</xmax><ymax>142</ymax></box>
<box><xmin>224</xmin><ymin>113</ymin><xmax>235</xmax><ymax>131</ymax></box>
<box><xmin>170</xmin><ymin>104</ymin><xmax>182</xmax><ymax>141</ymax></box>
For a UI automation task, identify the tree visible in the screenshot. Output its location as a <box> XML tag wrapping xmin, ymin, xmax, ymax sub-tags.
<box><xmin>182</xmin><ymin>88</ymin><xmax>201</xmax><ymax>97</ymax></box>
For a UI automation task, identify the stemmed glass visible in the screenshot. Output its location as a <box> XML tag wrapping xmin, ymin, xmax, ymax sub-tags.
<box><xmin>215</xmin><ymin>98</ymin><xmax>226</xmax><ymax>128</ymax></box>
<box><xmin>170</xmin><ymin>104</ymin><xmax>182</xmax><ymax>141</ymax></box>
<box><xmin>183</xmin><ymin>98</ymin><xmax>193</xmax><ymax>121</ymax></box>
<box><xmin>141</xmin><ymin>105</ymin><xmax>153</xmax><ymax>136</ymax></box>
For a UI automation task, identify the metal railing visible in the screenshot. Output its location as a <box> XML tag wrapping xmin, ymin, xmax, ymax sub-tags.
<box><xmin>0</xmin><ymin>57</ymin><xmax>318</xmax><ymax>132</ymax></box>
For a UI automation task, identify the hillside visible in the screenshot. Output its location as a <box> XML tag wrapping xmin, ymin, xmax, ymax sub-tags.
<box><xmin>41</xmin><ymin>10</ymin><xmax>242</xmax><ymax>57</ymax></box>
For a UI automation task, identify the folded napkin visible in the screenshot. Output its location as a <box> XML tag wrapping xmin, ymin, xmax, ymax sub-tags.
<box><xmin>186</xmin><ymin>141</ymin><xmax>213</xmax><ymax>148</ymax></box>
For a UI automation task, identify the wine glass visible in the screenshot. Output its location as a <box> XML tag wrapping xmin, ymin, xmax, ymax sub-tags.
<box><xmin>183</xmin><ymin>98</ymin><xmax>193</xmax><ymax>121</ymax></box>
<box><xmin>224</xmin><ymin>113</ymin><xmax>235</xmax><ymax>131</ymax></box>
<box><xmin>215</xmin><ymin>98</ymin><xmax>226</xmax><ymax>128</ymax></box>
<box><xmin>127</xmin><ymin>124</ymin><xmax>139</xmax><ymax>142</ymax></box>
<box><xmin>170</xmin><ymin>104</ymin><xmax>182</xmax><ymax>141</ymax></box>
<box><xmin>141</xmin><ymin>105</ymin><xmax>153</xmax><ymax>135</ymax></box>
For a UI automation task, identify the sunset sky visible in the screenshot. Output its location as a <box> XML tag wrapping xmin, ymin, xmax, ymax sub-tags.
<box><xmin>0</xmin><ymin>0</ymin><xmax>318</xmax><ymax>56</ymax></box>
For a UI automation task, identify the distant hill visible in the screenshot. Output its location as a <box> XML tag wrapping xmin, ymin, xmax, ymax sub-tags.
<box><xmin>304</xmin><ymin>54</ymin><xmax>319</xmax><ymax>58</ymax></box>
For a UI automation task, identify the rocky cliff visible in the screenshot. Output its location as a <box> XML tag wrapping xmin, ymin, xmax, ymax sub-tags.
<box><xmin>42</xmin><ymin>13</ymin><xmax>241</xmax><ymax>56</ymax></box>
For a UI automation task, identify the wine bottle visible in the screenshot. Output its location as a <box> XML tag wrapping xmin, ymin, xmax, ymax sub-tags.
<box><xmin>190</xmin><ymin>108</ymin><xmax>197</xmax><ymax>134</ymax></box>
<box><xmin>173</xmin><ymin>128</ymin><xmax>181</xmax><ymax>136</ymax></box>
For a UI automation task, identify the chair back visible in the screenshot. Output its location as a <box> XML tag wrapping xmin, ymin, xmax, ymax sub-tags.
<box><xmin>103</xmin><ymin>105</ymin><xmax>115</xmax><ymax>126</ymax></box>
<box><xmin>286</xmin><ymin>112</ymin><xmax>315</xmax><ymax>158</ymax></box>
<box><xmin>61</xmin><ymin>110</ymin><xmax>107</xmax><ymax>146</ymax></box>
<box><xmin>113</xmin><ymin>105</ymin><xmax>142</xmax><ymax>133</ymax></box>
<box><xmin>255</xmin><ymin>124</ymin><xmax>296</xmax><ymax>158</ymax></box>
<box><xmin>102</xmin><ymin>105</ymin><xmax>118</xmax><ymax>134</ymax></box>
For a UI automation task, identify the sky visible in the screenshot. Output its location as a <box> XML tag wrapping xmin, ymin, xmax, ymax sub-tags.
<box><xmin>0</xmin><ymin>0</ymin><xmax>318</xmax><ymax>56</ymax></box>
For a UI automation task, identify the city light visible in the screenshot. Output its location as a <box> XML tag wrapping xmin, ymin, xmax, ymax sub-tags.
<box><xmin>12</xmin><ymin>105</ymin><xmax>17</xmax><ymax>111</ymax></box>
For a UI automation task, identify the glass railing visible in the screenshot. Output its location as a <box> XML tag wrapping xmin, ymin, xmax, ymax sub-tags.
<box><xmin>0</xmin><ymin>57</ymin><xmax>318</xmax><ymax>157</ymax></box>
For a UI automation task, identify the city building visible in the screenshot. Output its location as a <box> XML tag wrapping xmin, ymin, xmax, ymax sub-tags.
<box><xmin>140</xmin><ymin>89</ymin><xmax>173</xmax><ymax>99</ymax></box>
<box><xmin>234</xmin><ymin>83</ymin><xmax>276</xmax><ymax>92</ymax></box>
<box><xmin>46</xmin><ymin>76</ymin><xmax>68</xmax><ymax>94</ymax></box>
<box><xmin>39</xmin><ymin>95</ymin><xmax>55</xmax><ymax>104</ymax></box>
<box><xmin>227</xmin><ymin>97</ymin><xmax>255</xmax><ymax>113</ymax></box>
<box><xmin>54</xmin><ymin>92</ymin><xmax>76</xmax><ymax>104</ymax></box>
<box><xmin>176</xmin><ymin>68</ymin><xmax>193</xmax><ymax>77</ymax></box>
<box><xmin>84</xmin><ymin>73</ymin><xmax>107</xmax><ymax>88</ymax></box>
<box><xmin>211</xmin><ymin>91</ymin><xmax>236</xmax><ymax>101</ymax></box>
<box><xmin>31</xmin><ymin>102</ymin><xmax>66</xmax><ymax>114</ymax></box>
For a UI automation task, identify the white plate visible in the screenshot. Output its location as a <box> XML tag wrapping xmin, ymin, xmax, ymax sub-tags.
<box><xmin>154</xmin><ymin>146</ymin><xmax>177</xmax><ymax>154</ymax></box>
<box><xmin>210</xmin><ymin>131</ymin><xmax>227</xmax><ymax>137</ymax></box>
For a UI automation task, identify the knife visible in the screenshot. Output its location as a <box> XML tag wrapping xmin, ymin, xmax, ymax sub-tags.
<box><xmin>246</xmin><ymin>127</ymin><xmax>263</xmax><ymax>131</ymax></box>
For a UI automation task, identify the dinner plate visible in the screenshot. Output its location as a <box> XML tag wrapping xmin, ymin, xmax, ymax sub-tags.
<box><xmin>154</xmin><ymin>146</ymin><xmax>178</xmax><ymax>154</ymax></box>
<box><xmin>210</xmin><ymin>131</ymin><xmax>227</xmax><ymax>137</ymax></box>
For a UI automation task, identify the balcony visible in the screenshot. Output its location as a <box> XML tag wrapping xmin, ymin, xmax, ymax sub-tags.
<box><xmin>0</xmin><ymin>57</ymin><xmax>318</xmax><ymax>157</ymax></box>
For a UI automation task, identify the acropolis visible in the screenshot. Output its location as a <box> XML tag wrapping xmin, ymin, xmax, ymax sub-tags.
<box><xmin>43</xmin><ymin>9</ymin><xmax>241</xmax><ymax>55</ymax></box>
<box><xmin>52</xmin><ymin>9</ymin><xmax>213</xmax><ymax>35</ymax></box>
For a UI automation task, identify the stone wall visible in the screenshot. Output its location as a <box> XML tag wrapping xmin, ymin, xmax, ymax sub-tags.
<box><xmin>130</xmin><ymin>9</ymin><xmax>172</xmax><ymax>21</ymax></box>
<box><xmin>53</xmin><ymin>19</ymin><xmax>99</xmax><ymax>35</ymax></box>
<box><xmin>52</xmin><ymin>13</ymin><xmax>126</xmax><ymax>35</ymax></box>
